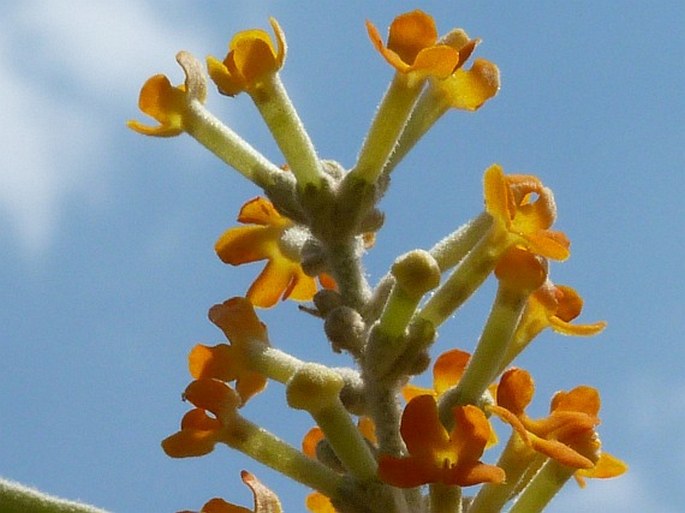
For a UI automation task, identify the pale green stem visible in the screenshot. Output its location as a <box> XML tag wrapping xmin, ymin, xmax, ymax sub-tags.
<box><xmin>368</xmin><ymin>295</ymin><xmax>430</xmax><ymax>379</ymax></box>
<box><xmin>184</xmin><ymin>98</ymin><xmax>283</xmax><ymax>188</ymax></box>
<box><xmin>0</xmin><ymin>479</ymin><xmax>110</xmax><ymax>513</ymax></box>
<box><xmin>429</xmin><ymin>213</ymin><xmax>493</xmax><ymax>272</ymax></box>
<box><xmin>416</xmin><ymin>230</ymin><xmax>505</xmax><ymax>329</ymax></box>
<box><xmin>311</xmin><ymin>401</ymin><xmax>379</xmax><ymax>481</ymax></box>
<box><xmin>430</xmin><ymin>483</ymin><xmax>462</xmax><ymax>513</ymax></box>
<box><xmin>467</xmin><ymin>434</ymin><xmax>535</xmax><ymax>513</ymax></box>
<box><xmin>229</xmin><ymin>416</ymin><xmax>343</xmax><ymax>498</ymax></box>
<box><xmin>383</xmin><ymin>87</ymin><xmax>449</xmax><ymax>178</ymax></box>
<box><xmin>251</xmin><ymin>73</ymin><xmax>323</xmax><ymax>190</ymax></box>
<box><xmin>506</xmin><ymin>459</ymin><xmax>575</xmax><ymax>513</ymax></box>
<box><xmin>496</xmin><ymin>330</ymin><xmax>536</xmax><ymax>377</ymax></box>
<box><xmin>438</xmin><ymin>282</ymin><xmax>528</xmax><ymax>428</ymax></box>
<box><xmin>349</xmin><ymin>74</ymin><xmax>424</xmax><ymax>184</ymax></box>
<box><xmin>248</xmin><ymin>344</ymin><xmax>303</xmax><ymax>383</ymax></box>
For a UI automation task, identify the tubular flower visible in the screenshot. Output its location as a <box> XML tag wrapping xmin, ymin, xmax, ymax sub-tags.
<box><xmin>426</xmin><ymin>28</ymin><xmax>500</xmax><ymax>111</ymax></box>
<box><xmin>128</xmin><ymin>51</ymin><xmax>207</xmax><ymax>137</ymax></box>
<box><xmin>208</xmin><ymin>18</ymin><xmax>286</xmax><ymax>96</ymax></box>
<box><xmin>162</xmin><ymin>378</ymin><xmax>241</xmax><ymax>458</ymax></box>
<box><xmin>432</xmin><ymin>56</ymin><xmax>500</xmax><ymax>111</ymax></box>
<box><xmin>514</xmin><ymin>281</ymin><xmax>607</xmax><ymax>344</ymax></box>
<box><xmin>179</xmin><ymin>471</ymin><xmax>283</xmax><ymax>513</ymax></box>
<box><xmin>490</xmin><ymin>368</ymin><xmax>625</xmax><ymax>476</ymax></box>
<box><xmin>187</xmin><ymin>297</ymin><xmax>270</xmax><ymax>405</ymax></box>
<box><xmin>378</xmin><ymin>395</ymin><xmax>505</xmax><ymax>487</ymax></box>
<box><xmin>215</xmin><ymin>197</ymin><xmax>335</xmax><ymax>308</ymax></box>
<box><xmin>366</xmin><ymin>10</ymin><xmax>461</xmax><ymax>82</ymax></box>
<box><xmin>483</xmin><ymin>164</ymin><xmax>571</xmax><ymax>261</ymax></box>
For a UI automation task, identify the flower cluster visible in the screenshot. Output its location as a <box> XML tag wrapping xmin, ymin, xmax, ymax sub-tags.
<box><xmin>131</xmin><ymin>9</ymin><xmax>626</xmax><ymax>513</ymax></box>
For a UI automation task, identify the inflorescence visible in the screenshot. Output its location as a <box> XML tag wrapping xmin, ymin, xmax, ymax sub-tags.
<box><xmin>129</xmin><ymin>9</ymin><xmax>626</xmax><ymax>513</ymax></box>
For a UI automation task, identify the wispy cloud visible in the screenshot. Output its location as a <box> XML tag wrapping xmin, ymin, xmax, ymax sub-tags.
<box><xmin>551</xmin><ymin>471</ymin><xmax>676</xmax><ymax>513</ymax></box>
<box><xmin>0</xmin><ymin>1</ymin><xmax>207</xmax><ymax>254</ymax></box>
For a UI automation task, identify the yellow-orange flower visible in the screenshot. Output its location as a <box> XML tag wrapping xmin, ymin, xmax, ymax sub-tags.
<box><xmin>128</xmin><ymin>52</ymin><xmax>206</xmax><ymax>137</ymax></box>
<box><xmin>208</xmin><ymin>18</ymin><xmax>286</xmax><ymax>96</ymax></box>
<box><xmin>514</xmin><ymin>282</ymin><xmax>607</xmax><ymax>344</ymax></box>
<box><xmin>367</xmin><ymin>10</ymin><xmax>461</xmax><ymax>82</ymax></box>
<box><xmin>305</xmin><ymin>493</ymin><xmax>337</xmax><ymax>513</ymax></box>
<box><xmin>187</xmin><ymin>297</ymin><xmax>270</xmax><ymax>405</ymax></box>
<box><xmin>490</xmin><ymin>368</ymin><xmax>626</xmax><ymax>478</ymax></box>
<box><xmin>215</xmin><ymin>197</ymin><xmax>335</xmax><ymax>308</ymax></box>
<box><xmin>378</xmin><ymin>395</ymin><xmax>504</xmax><ymax>487</ymax></box>
<box><xmin>483</xmin><ymin>164</ymin><xmax>571</xmax><ymax>260</ymax></box>
<box><xmin>162</xmin><ymin>378</ymin><xmax>241</xmax><ymax>458</ymax></box>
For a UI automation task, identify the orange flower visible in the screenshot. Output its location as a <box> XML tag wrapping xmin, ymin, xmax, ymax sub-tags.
<box><xmin>433</xmin><ymin>57</ymin><xmax>500</xmax><ymax>111</ymax></box>
<box><xmin>366</xmin><ymin>10</ymin><xmax>461</xmax><ymax>82</ymax></box>
<box><xmin>178</xmin><ymin>471</ymin><xmax>282</xmax><ymax>513</ymax></box>
<box><xmin>208</xmin><ymin>18</ymin><xmax>286</xmax><ymax>96</ymax></box>
<box><xmin>162</xmin><ymin>378</ymin><xmax>241</xmax><ymax>458</ymax></box>
<box><xmin>186</xmin><ymin>297</ymin><xmax>270</xmax><ymax>405</ymax></box>
<box><xmin>514</xmin><ymin>282</ymin><xmax>607</xmax><ymax>344</ymax></box>
<box><xmin>378</xmin><ymin>395</ymin><xmax>504</xmax><ymax>487</ymax></box>
<box><xmin>128</xmin><ymin>52</ymin><xmax>206</xmax><ymax>137</ymax></box>
<box><xmin>215</xmin><ymin>197</ymin><xmax>335</xmax><ymax>308</ymax></box>
<box><xmin>305</xmin><ymin>492</ymin><xmax>337</xmax><ymax>513</ymax></box>
<box><xmin>489</xmin><ymin>368</ymin><xmax>626</xmax><ymax>475</ymax></box>
<box><xmin>402</xmin><ymin>348</ymin><xmax>470</xmax><ymax>402</ymax></box>
<box><xmin>483</xmin><ymin>164</ymin><xmax>571</xmax><ymax>261</ymax></box>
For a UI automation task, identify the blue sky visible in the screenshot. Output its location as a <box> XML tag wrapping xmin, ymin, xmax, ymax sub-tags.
<box><xmin>1</xmin><ymin>1</ymin><xmax>683</xmax><ymax>512</ymax></box>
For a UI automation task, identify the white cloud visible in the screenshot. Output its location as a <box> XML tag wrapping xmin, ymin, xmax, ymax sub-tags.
<box><xmin>550</xmin><ymin>471</ymin><xmax>677</xmax><ymax>513</ymax></box>
<box><xmin>0</xmin><ymin>1</ymin><xmax>208</xmax><ymax>254</ymax></box>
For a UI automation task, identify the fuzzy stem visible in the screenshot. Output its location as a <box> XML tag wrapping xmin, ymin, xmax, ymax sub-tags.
<box><xmin>349</xmin><ymin>74</ymin><xmax>423</xmax><ymax>184</ymax></box>
<box><xmin>0</xmin><ymin>479</ymin><xmax>110</xmax><ymax>513</ymax></box>
<box><xmin>251</xmin><ymin>73</ymin><xmax>323</xmax><ymax>189</ymax></box>
<box><xmin>467</xmin><ymin>434</ymin><xmax>536</xmax><ymax>513</ymax></box>
<box><xmin>184</xmin><ymin>99</ymin><xmax>282</xmax><ymax>188</ymax></box>
<box><xmin>429</xmin><ymin>213</ymin><xmax>492</xmax><ymax>272</ymax></box>
<box><xmin>438</xmin><ymin>281</ymin><xmax>528</xmax><ymax>427</ymax></box>
<box><xmin>382</xmin><ymin>87</ymin><xmax>449</xmax><ymax>178</ymax></box>
<box><xmin>228</xmin><ymin>417</ymin><xmax>343</xmax><ymax>497</ymax></box>
<box><xmin>312</xmin><ymin>403</ymin><xmax>379</xmax><ymax>481</ymax></box>
<box><xmin>430</xmin><ymin>483</ymin><xmax>462</xmax><ymax>513</ymax></box>
<box><xmin>327</xmin><ymin>242</ymin><xmax>372</xmax><ymax>311</ymax></box>
<box><xmin>416</xmin><ymin>230</ymin><xmax>504</xmax><ymax>329</ymax></box>
<box><xmin>506</xmin><ymin>459</ymin><xmax>575</xmax><ymax>513</ymax></box>
<box><xmin>248</xmin><ymin>344</ymin><xmax>303</xmax><ymax>383</ymax></box>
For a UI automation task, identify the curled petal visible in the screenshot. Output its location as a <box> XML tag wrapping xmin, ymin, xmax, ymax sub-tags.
<box><xmin>434</xmin><ymin>58</ymin><xmax>500</xmax><ymax>110</ymax></box>
<box><xmin>367</xmin><ymin>10</ymin><xmax>460</xmax><ymax>79</ymax></box>
<box><xmin>162</xmin><ymin>409</ymin><xmax>222</xmax><ymax>458</ymax></box>
<box><xmin>128</xmin><ymin>52</ymin><xmax>206</xmax><ymax>137</ymax></box>
<box><xmin>575</xmin><ymin>452</ymin><xmax>628</xmax><ymax>486</ymax></box>
<box><xmin>497</xmin><ymin>368</ymin><xmax>535</xmax><ymax>415</ymax></box>
<box><xmin>551</xmin><ymin>386</ymin><xmax>601</xmax><ymax>417</ymax></box>
<box><xmin>208</xmin><ymin>18</ymin><xmax>286</xmax><ymax>96</ymax></box>
<box><xmin>483</xmin><ymin>165</ymin><xmax>570</xmax><ymax>260</ymax></box>
<box><xmin>184</xmin><ymin>379</ymin><xmax>241</xmax><ymax>421</ymax></box>
<box><xmin>432</xmin><ymin>348</ymin><xmax>470</xmax><ymax>395</ymax></box>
